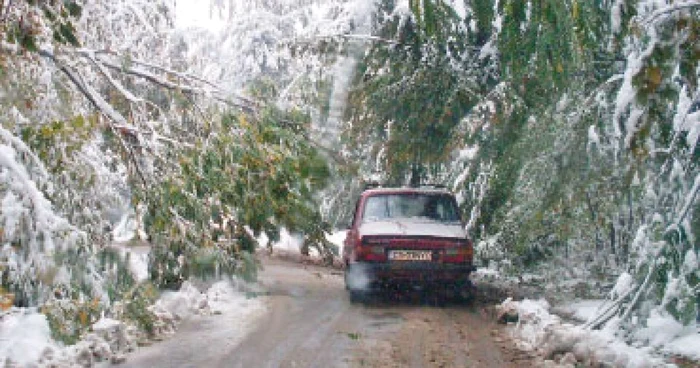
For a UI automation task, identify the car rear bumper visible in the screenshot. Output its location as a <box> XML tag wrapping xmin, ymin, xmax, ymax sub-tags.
<box><xmin>347</xmin><ymin>261</ymin><xmax>475</xmax><ymax>289</ymax></box>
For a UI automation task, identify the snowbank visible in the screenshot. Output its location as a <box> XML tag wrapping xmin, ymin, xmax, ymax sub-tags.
<box><xmin>0</xmin><ymin>279</ymin><xmax>266</xmax><ymax>367</ymax></box>
<box><xmin>0</xmin><ymin>310</ymin><xmax>56</xmax><ymax>366</ymax></box>
<box><xmin>502</xmin><ymin>298</ymin><xmax>698</xmax><ymax>367</ymax></box>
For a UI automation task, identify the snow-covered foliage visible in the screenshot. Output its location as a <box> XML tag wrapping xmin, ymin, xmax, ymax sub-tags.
<box><xmin>1</xmin><ymin>0</ymin><xmax>374</xmax><ymax>350</ymax></box>
<box><xmin>1</xmin><ymin>0</ymin><xmax>178</xmax><ymax>333</ymax></box>
<box><xmin>1</xmin><ymin>0</ymin><xmax>696</xmax><ymax>363</ymax></box>
<box><xmin>0</xmin><ymin>277</ymin><xmax>265</xmax><ymax>367</ymax></box>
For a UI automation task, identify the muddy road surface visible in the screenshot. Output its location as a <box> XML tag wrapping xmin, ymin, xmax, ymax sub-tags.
<box><xmin>122</xmin><ymin>257</ymin><xmax>534</xmax><ymax>367</ymax></box>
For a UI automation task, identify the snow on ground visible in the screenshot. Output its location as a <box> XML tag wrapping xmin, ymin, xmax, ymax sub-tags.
<box><xmin>500</xmin><ymin>296</ymin><xmax>700</xmax><ymax>367</ymax></box>
<box><xmin>0</xmin><ymin>278</ymin><xmax>266</xmax><ymax>367</ymax></box>
<box><xmin>150</xmin><ymin>278</ymin><xmax>265</xmax><ymax>321</ymax></box>
<box><xmin>501</xmin><ymin>298</ymin><xmax>665</xmax><ymax>367</ymax></box>
<box><xmin>477</xmin><ymin>264</ymin><xmax>698</xmax><ymax>367</ymax></box>
<box><xmin>663</xmin><ymin>333</ymin><xmax>700</xmax><ymax>361</ymax></box>
<box><xmin>636</xmin><ymin>309</ymin><xmax>700</xmax><ymax>361</ymax></box>
<box><xmin>560</xmin><ymin>299</ymin><xmax>606</xmax><ymax>323</ymax></box>
<box><xmin>0</xmin><ymin>242</ymin><xmax>266</xmax><ymax>368</ymax></box>
<box><xmin>0</xmin><ymin>310</ymin><xmax>57</xmax><ymax>366</ymax></box>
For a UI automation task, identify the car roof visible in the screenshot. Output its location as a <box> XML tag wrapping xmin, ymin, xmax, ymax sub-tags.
<box><xmin>361</xmin><ymin>187</ymin><xmax>454</xmax><ymax>196</ymax></box>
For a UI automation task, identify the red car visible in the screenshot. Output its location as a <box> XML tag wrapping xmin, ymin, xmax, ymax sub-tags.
<box><xmin>342</xmin><ymin>185</ymin><xmax>476</xmax><ymax>302</ymax></box>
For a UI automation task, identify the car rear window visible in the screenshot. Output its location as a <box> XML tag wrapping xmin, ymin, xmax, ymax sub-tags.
<box><xmin>362</xmin><ymin>193</ymin><xmax>460</xmax><ymax>223</ymax></box>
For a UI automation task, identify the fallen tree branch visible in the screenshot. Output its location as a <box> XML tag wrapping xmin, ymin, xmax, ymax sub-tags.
<box><xmin>584</xmin><ymin>277</ymin><xmax>638</xmax><ymax>330</ymax></box>
<box><xmin>79</xmin><ymin>50</ymin><xmax>259</xmax><ymax>114</ymax></box>
<box><xmin>38</xmin><ymin>48</ymin><xmax>147</xmax><ymax>187</ymax></box>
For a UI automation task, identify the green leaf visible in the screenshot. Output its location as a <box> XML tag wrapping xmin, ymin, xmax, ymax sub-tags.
<box><xmin>66</xmin><ymin>2</ymin><xmax>83</xmax><ymax>18</ymax></box>
<box><xmin>59</xmin><ymin>23</ymin><xmax>80</xmax><ymax>47</ymax></box>
<box><xmin>20</xmin><ymin>33</ymin><xmax>38</xmax><ymax>52</ymax></box>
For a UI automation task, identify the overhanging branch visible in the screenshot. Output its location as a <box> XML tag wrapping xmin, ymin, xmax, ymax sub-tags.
<box><xmin>39</xmin><ymin>48</ymin><xmax>148</xmax><ymax>186</ymax></box>
<box><xmin>643</xmin><ymin>2</ymin><xmax>700</xmax><ymax>25</ymax></box>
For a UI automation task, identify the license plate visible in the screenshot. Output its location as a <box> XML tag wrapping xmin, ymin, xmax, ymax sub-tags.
<box><xmin>389</xmin><ymin>250</ymin><xmax>432</xmax><ymax>261</ymax></box>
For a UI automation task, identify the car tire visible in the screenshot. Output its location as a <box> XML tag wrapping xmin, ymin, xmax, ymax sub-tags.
<box><xmin>344</xmin><ymin>266</ymin><xmax>351</xmax><ymax>290</ymax></box>
<box><xmin>348</xmin><ymin>289</ymin><xmax>367</xmax><ymax>304</ymax></box>
<box><xmin>456</xmin><ymin>280</ymin><xmax>476</xmax><ymax>304</ymax></box>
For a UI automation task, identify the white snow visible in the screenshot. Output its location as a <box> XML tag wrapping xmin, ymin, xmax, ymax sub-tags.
<box><xmin>506</xmin><ymin>298</ymin><xmax>560</xmax><ymax>349</ymax></box>
<box><xmin>611</xmin><ymin>272</ymin><xmax>635</xmax><ymax>299</ymax></box>
<box><xmin>111</xmin><ymin>242</ymin><xmax>150</xmax><ymax>282</ymax></box>
<box><xmin>259</xmin><ymin>227</ymin><xmax>346</xmax><ymax>262</ymax></box>
<box><xmin>175</xmin><ymin>0</ymin><xmax>228</xmax><ymax>32</ymax></box>
<box><xmin>0</xmin><ymin>310</ymin><xmax>57</xmax><ymax>366</ymax></box>
<box><xmin>359</xmin><ymin>219</ymin><xmax>467</xmax><ymax>238</ymax></box>
<box><xmin>563</xmin><ymin>300</ymin><xmax>607</xmax><ymax>323</ymax></box>
<box><xmin>587</xmin><ymin>125</ymin><xmax>600</xmax><ymax>152</ymax></box>
<box><xmin>112</xmin><ymin>211</ymin><xmax>139</xmax><ymax>243</ymax></box>
<box><xmin>91</xmin><ymin>317</ymin><xmax>122</xmax><ymax>331</ymax></box>
<box><xmin>0</xmin><ymin>278</ymin><xmax>267</xmax><ymax>367</ymax></box>
<box><xmin>611</xmin><ymin>0</ymin><xmax>626</xmax><ymax>34</ymax></box>
<box><xmin>479</xmin><ymin>40</ymin><xmax>498</xmax><ymax>60</ymax></box>
<box><xmin>682</xmin><ymin>249</ymin><xmax>697</xmax><ymax>274</ymax></box>
<box><xmin>151</xmin><ymin>278</ymin><xmax>265</xmax><ymax>321</ymax></box>
<box><xmin>458</xmin><ymin>146</ymin><xmax>479</xmax><ymax>161</ymax></box>
<box><xmin>503</xmin><ymin>298</ymin><xmax>673</xmax><ymax>367</ymax></box>
<box><xmin>125</xmin><ymin>279</ymin><xmax>267</xmax><ymax>366</ymax></box>
<box><xmin>635</xmin><ymin>309</ymin><xmax>691</xmax><ymax>348</ymax></box>
<box><xmin>326</xmin><ymin>229</ymin><xmax>347</xmax><ymax>249</ymax></box>
<box><xmin>446</xmin><ymin>0</ymin><xmax>467</xmax><ymax>19</ymax></box>
<box><xmin>663</xmin><ymin>333</ymin><xmax>700</xmax><ymax>360</ymax></box>
<box><xmin>153</xmin><ymin>282</ymin><xmax>209</xmax><ymax>320</ymax></box>
<box><xmin>475</xmin><ymin>233</ymin><xmax>505</xmax><ymax>260</ymax></box>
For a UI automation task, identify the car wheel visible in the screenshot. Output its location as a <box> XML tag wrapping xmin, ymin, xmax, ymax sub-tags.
<box><xmin>456</xmin><ymin>280</ymin><xmax>476</xmax><ymax>304</ymax></box>
<box><xmin>348</xmin><ymin>289</ymin><xmax>367</xmax><ymax>304</ymax></box>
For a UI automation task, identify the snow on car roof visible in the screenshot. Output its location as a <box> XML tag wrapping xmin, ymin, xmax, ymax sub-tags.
<box><xmin>362</xmin><ymin>186</ymin><xmax>454</xmax><ymax>195</ymax></box>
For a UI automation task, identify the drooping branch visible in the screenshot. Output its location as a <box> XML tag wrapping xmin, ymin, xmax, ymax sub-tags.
<box><xmin>38</xmin><ymin>48</ymin><xmax>147</xmax><ymax>187</ymax></box>
<box><xmin>76</xmin><ymin>49</ymin><xmax>259</xmax><ymax>114</ymax></box>
<box><xmin>677</xmin><ymin>173</ymin><xmax>700</xmax><ymax>225</ymax></box>
<box><xmin>643</xmin><ymin>2</ymin><xmax>700</xmax><ymax>25</ymax></box>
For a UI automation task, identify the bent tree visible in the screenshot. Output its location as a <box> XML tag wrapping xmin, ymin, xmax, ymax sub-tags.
<box><xmin>1</xmin><ymin>0</ymin><xmax>332</xmax><ymax>341</ymax></box>
<box><xmin>343</xmin><ymin>0</ymin><xmax>698</xmax><ymax>334</ymax></box>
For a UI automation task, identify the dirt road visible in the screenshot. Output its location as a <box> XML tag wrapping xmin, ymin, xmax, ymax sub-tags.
<box><xmin>122</xmin><ymin>257</ymin><xmax>535</xmax><ymax>367</ymax></box>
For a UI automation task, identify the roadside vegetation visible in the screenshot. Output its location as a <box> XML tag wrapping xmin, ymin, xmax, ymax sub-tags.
<box><xmin>343</xmin><ymin>0</ymin><xmax>698</xmax><ymax>346</ymax></box>
<box><xmin>0</xmin><ymin>0</ymin><xmax>333</xmax><ymax>346</ymax></box>
<box><xmin>0</xmin><ymin>0</ymin><xmax>697</xmax><ymax>364</ymax></box>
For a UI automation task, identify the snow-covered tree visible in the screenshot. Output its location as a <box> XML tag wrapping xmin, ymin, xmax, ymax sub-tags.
<box><xmin>341</xmin><ymin>0</ymin><xmax>698</xmax><ymax>336</ymax></box>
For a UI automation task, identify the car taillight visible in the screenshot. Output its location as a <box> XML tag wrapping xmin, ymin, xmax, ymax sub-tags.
<box><xmin>444</xmin><ymin>241</ymin><xmax>473</xmax><ymax>262</ymax></box>
<box><xmin>355</xmin><ymin>238</ymin><xmax>388</xmax><ymax>261</ymax></box>
<box><xmin>363</xmin><ymin>238</ymin><xmax>388</xmax><ymax>252</ymax></box>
